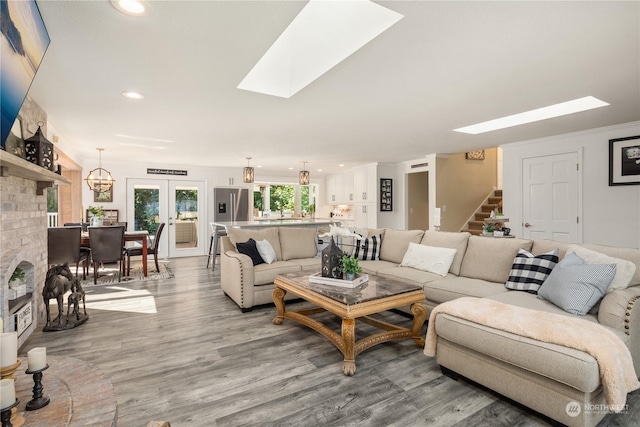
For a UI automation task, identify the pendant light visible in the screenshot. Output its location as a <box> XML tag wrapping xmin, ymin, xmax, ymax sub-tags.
<box><xmin>243</xmin><ymin>157</ymin><xmax>254</xmax><ymax>183</ymax></box>
<box><xmin>85</xmin><ymin>148</ymin><xmax>115</xmax><ymax>193</ymax></box>
<box><xmin>299</xmin><ymin>161</ymin><xmax>310</xmax><ymax>185</ymax></box>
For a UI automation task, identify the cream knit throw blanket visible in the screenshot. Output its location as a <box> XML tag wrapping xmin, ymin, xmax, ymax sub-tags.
<box><xmin>424</xmin><ymin>297</ymin><xmax>640</xmax><ymax>411</ymax></box>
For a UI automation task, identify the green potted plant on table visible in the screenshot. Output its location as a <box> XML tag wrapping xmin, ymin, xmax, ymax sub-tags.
<box><xmin>341</xmin><ymin>255</ymin><xmax>363</xmax><ymax>281</ymax></box>
<box><xmin>88</xmin><ymin>205</ymin><xmax>105</xmax><ymax>226</ymax></box>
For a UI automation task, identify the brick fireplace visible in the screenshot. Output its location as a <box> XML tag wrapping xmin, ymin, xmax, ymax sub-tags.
<box><xmin>0</xmin><ymin>174</ymin><xmax>48</xmax><ymax>347</ymax></box>
<box><xmin>1</xmin><ymin>96</ymin><xmax>52</xmax><ymax>347</ymax></box>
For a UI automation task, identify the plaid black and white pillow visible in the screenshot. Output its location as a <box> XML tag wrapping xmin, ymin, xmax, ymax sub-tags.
<box><xmin>352</xmin><ymin>234</ymin><xmax>383</xmax><ymax>261</ymax></box>
<box><xmin>505</xmin><ymin>248</ymin><xmax>559</xmax><ymax>293</ymax></box>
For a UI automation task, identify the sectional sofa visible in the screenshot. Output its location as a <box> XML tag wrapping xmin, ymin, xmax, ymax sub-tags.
<box><xmin>220</xmin><ymin>226</ymin><xmax>640</xmax><ymax>427</ymax></box>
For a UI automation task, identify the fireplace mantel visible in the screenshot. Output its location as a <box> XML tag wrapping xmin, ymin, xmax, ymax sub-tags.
<box><xmin>0</xmin><ymin>150</ymin><xmax>69</xmax><ymax>194</ymax></box>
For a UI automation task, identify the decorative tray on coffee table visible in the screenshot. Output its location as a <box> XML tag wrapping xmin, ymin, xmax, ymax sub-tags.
<box><xmin>308</xmin><ymin>273</ymin><xmax>369</xmax><ymax>288</ymax></box>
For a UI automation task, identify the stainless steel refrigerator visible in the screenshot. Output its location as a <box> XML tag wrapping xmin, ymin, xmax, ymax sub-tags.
<box><xmin>214</xmin><ymin>188</ymin><xmax>250</xmax><ymax>222</ymax></box>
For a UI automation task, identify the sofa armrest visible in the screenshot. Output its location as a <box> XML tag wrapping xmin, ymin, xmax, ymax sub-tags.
<box><xmin>599</xmin><ymin>286</ymin><xmax>640</xmax><ymax>374</ymax></box>
<box><xmin>220</xmin><ymin>250</ymin><xmax>256</xmax><ymax>310</ymax></box>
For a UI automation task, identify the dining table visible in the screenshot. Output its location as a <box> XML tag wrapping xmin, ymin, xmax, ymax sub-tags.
<box><xmin>81</xmin><ymin>230</ymin><xmax>150</xmax><ymax>277</ymax></box>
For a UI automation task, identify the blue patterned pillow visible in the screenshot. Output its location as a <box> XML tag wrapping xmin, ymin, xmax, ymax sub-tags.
<box><xmin>537</xmin><ymin>252</ymin><xmax>616</xmax><ymax>315</ymax></box>
<box><xmin>505</xmin><ymin>248</ymin><xmax>559</xmax><ymax>294</ymax></box>
<box><xmin>352</xmin><ymin>234</ymin><xmax>382</xmax><ymax>261</ymax></box>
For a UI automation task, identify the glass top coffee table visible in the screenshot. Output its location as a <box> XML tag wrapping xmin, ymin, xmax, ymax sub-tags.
<box><xmin>273</xmin><ymin>271</ymin><xmax>427</xmax><ymax>376</ymax></box>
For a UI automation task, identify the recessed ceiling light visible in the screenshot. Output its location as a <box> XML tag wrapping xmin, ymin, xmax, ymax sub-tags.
<box><xmin>122</xmin><ymin>91</ymin><xmax>145</xmax><ymax>100</ymax></box>
<box><xmin>238</xmin><ymin>0</ymin><xmax>403</xmax><ymax>98</ymax></box>
<box><xmin>339</xmin><ymin>164</ymin><xmax>345</xmax><ymax>167</ymax></box>
<box><xmin>111</xmin><ymin>0</ymin><xmax>146</xmax><ymax>16</ymax></box>
<box><xmin>453</xmin><ymin>96</ymin><xmax>609</xmax><ymax>134</ymax></box>
<box><xmin>317</xmin><ymin>169</ymin><xmax>323</xmax><ymax>172</ymax></box>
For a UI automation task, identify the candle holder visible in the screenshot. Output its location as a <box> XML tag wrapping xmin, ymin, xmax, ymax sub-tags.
<box><xmin>24</xmin><ymin>365</ymin><xmax>50</xmax><ymax>411</ymax></box>
<box><xmin>1</xmin><ymin>399</ymin><xmax>19</xmax><ymax>427</ymax></box>
<box><xmin>0</xmin><ymin>360</ymin><xmax>21</xmax><ymax>380</ymax></box>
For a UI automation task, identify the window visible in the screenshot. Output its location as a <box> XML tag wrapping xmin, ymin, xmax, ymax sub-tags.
<box><xmin>253</xmin><ymin>183</ymin><xmax>317</xmax><ymax>218</ymax></box>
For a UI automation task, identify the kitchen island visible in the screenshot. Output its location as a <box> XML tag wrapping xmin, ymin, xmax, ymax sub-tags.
<box><xmin>211</xmin><ymin>218</ymin><xmax>344</xmax><ymax>230</ymax></box>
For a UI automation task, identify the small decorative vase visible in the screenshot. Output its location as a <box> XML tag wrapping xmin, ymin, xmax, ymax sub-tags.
<box><xmin>91</xmin><ymin>217</ymin><xmax>103</xmax><ymax>227</ymax></box>
<box><xmin>345</xmin><ymin>272</ymin><xmax>356</xmax><ymax>281</ymax></box>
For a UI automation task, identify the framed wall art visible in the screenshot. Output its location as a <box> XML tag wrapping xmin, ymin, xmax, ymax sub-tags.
<box><xmin>609</xmin><ymin>135</ymin><xmax>640</xmax><ymax>186</ymax></box>
<box><xmin>466</xmin><ymin>150</ymin><xmax>485</xmax><ymax>160</ymax></box>
<box><xmin>380</xmin><ymin>178</ymin><xmax>392</xmax><ymax>211</ymax></box>
<box><xmin>94</xmin><ymin>188</ymin><xmax>113</xmax><ymax>202</ymax></box>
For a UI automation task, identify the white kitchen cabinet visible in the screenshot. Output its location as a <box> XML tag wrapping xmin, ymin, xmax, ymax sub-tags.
<box><xmin>342</xmin><ymin>171</ymin><xmax>354</xmax><ymax>203</ymax></box>
<box><xmin>354</xmin><ymin>203</ymin><xmax>377</xmax><ymax>228</ymax></box>
<box><xmin>325</xmin><ymin>173</ymin><xmax>343</xmax><ymax>204</ymax></box>
<box><xmin>354</xmin><ymin>164</ymin><xmax>378</xmax><ymax>203</ymax></box>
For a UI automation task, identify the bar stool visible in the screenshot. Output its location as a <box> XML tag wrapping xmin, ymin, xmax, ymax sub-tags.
<box><xmin>207</xmin><ymin>224</ymin><xmax>227</xmax><ymax>271</ymax></box>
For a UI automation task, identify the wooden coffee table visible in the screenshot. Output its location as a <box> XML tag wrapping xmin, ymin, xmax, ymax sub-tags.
<box><xmin>273</xmin><ymin>272</ymin><xmax>427</xmax><ymax>376</ymax></box>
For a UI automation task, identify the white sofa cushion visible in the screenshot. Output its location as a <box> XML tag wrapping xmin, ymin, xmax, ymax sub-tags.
<box><xmin>421</xmin><ymin>231</ymin><xmax>471</xmax><ymax>276</ymax></box>
<box><xmin>400</xmin><ymin>242</ymin><xmax>457</xmax><ymax>277</ymax></box>
<box><xmin>379</xmin><ymin>229</ymin><xmax>424</xmax><ymax>264</ymax></box>
<box><xmin>256</xmin><ymin>239</ymin><xmax>277</xmax><ymax>264</ymax></box>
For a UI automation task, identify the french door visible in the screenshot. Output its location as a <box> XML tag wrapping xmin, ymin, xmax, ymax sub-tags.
<box><xmin>126</xmin><ymin>179</ymin><xmax>206</xmax><ymax>258</ymax></box>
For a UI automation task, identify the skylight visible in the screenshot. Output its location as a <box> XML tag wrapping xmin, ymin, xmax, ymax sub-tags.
<box><xmin>453</xmin><ymin>96</ymin><xmax>610</xmax><ymax>134</ymax></box>
<box><xmin>237</xmin><ymin>0</ymin><xmax>403</xmax><ymax>98</ymax></box>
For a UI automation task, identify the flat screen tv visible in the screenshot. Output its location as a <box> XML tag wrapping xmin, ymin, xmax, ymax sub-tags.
<box><xmin>1</xmin><ymin>0</ymin><xmax>50</xmax><ymax>148</ymax></box>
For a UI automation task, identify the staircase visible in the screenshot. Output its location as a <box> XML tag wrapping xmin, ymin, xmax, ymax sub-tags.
<box><xmin>461</xmin><ymin>189</ymin><xmax>503</xmax><ymax>236</ymax></box>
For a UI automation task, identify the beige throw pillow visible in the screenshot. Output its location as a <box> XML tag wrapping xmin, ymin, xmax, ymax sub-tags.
<box><xmin>566</xmin><ymin>245</ymin><xmax>636</xmax><ymax>293</ymax></box>
<box><xmin>379</xmin><ymin>229</ymin><xmax>425</xmax><ymax>264</ymax></box>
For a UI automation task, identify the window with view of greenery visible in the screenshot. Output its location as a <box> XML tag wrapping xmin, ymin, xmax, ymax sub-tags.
<box><xmin>269</xmin><ymin>185</ymin><xmax>294</xmax><ymax>212</ymax></box>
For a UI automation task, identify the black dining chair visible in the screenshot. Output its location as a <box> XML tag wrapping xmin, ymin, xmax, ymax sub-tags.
<box><xmin>88</xmin><ymin>225</ymin><xmax>126</xmax><ymax>284</ymax></box>
<box><xmin>48</xmin><ymin>226</ymin><xmax>89</xmax><ymax>279</ymax></box>
<box><xmin>125</xmin><ymin>223</ymin><xmax>165</xmax><ymax>276</ymax></box>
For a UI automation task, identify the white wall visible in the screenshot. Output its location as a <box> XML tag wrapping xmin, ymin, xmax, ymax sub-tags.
<box><xmin>502</xmin><ymin>121</ymin><xmax>640</xmax><ymax>248</ymax></box>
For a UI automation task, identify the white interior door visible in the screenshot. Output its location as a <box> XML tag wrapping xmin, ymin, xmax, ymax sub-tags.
<box><xmin>522</xmin><ymin>152</ymin><xmax>581</xmax><ymax>242</ymax></box>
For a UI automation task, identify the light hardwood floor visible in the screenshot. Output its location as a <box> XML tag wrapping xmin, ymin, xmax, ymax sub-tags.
<box><xmin>22</xmin><ymin>257</ymin><xmax>639</xmax><ymax>426</ymax></box>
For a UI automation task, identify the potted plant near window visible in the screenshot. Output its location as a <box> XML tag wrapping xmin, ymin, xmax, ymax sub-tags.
<box><xmin>88</xmin><ymin>205</ymin><xmax>105</xmax><ymax>227</ymax></box>
<box><xmin>308</xmin><ymin>203</ymin><xmax>316</xmax><ymax>220</ymax></box>
<box><xmin>341</xmin><ymin>255</ymin><xmax>363</xmax><ymax>281</ymax></box>
<box><xmin>9</xmin><ymin>267</ymin><xmax>25</xmax><ymax>287</ymax></box>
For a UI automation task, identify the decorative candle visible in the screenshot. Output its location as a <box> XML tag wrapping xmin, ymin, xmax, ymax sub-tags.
<box><xmin>27</xmin><ymin>347</ymin><xmax>47</xmax><ymax>371</ymax></box>
<box><xmin>433</xmin><ymin>208</ymin><xmax>441</xmax><ymax>227</ymax></box>
<box><xmin>0</xmin><ymin>332</ymin><xmax>17</xmax><ymax>368</ymax></box>
<box><xmin>0</xmin><ymin>317</ymin><xmax>3</xmax><ymax>332</ymax></box>
<box><xmin>0</xmin><ymin>379</ymin><xmax>15</xmax><ymax>409</ymax></box>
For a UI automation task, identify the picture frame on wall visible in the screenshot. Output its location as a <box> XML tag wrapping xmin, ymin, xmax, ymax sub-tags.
<box><xmin>609</xmin><ymin>135</ymin><xmax>640</xmax><ymax>186</ymax></box>
<box><xmin>94</xmin><ymin>189</ymin><xmax>113</xmax><ymax>202</ymax></box>
<box><xmin>466</xmin><ymin>150</ymin><xmax>485</xmax><ymax>160</ymax></box>
<box><xmin>380</xmin><ymin>178</ymin><xmax>392</xmax><ymax>211</ymax></box>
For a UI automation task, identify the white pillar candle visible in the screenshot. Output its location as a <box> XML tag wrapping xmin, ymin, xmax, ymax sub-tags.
<box><xmin>0</xmin><ymin>317</ymin><xmax>3</xmax><ymax>332</ymax></box>
<box><xmin>27</xmin><ymin>347</ymin><xmax>47</xmax><ymax>371</ymax></box>
<box><xmin>0</xmin><ymin>379</ymin><xmax>15</xmax><ymax>410</ymax></box>
<box><xmin>0</xmin><ymin>332</ymin><xmax>17</xmax><ymax>368</ymax></box>
<box><xmin>433</xmin><ymin>208</ymin><xmax>441</xmax><ymax>227</ymax></box>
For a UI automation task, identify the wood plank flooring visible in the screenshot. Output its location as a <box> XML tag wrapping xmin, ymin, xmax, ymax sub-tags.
<box><xmin>21</xmin><ymin>257</ymin><xmax>639</xmax><ymax>427</ymax></box>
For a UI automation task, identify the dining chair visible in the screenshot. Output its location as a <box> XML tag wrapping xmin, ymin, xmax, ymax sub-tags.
<box><xmin>125</xmin><ymin>223</ymin><xmax>165</xmax><ymax>276</ymax></box>
<box><xmin>48</xmin><ymin>226</ymin><xmax>89</xmax><ymax>279</ymax></box>
<box><xmin>64</xmin><ymin>222</ymin><xmax>89</xmax><ymax>232</ymax></box>
<box><xmin>88</xmin><ymin>225</ymin><xmax>126</xmax><ymax>284</ymax></box>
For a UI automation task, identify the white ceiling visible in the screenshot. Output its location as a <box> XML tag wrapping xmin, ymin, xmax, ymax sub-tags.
<box><xmin>29</xmin><ymin>1</ymin><xmax>640</xmax><ymax>175</ymax></box>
